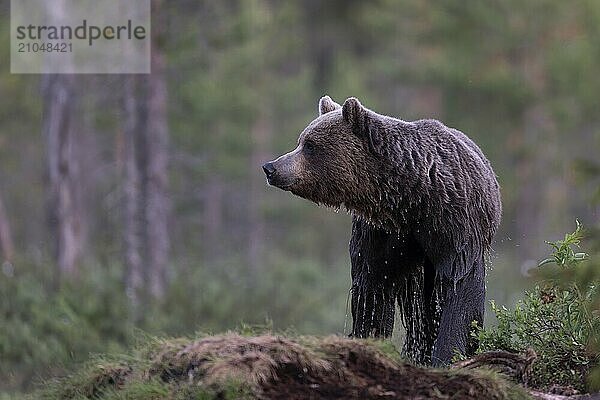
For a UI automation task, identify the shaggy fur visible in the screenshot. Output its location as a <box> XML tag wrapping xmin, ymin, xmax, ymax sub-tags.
<box><xmin>263</xmin><ymin>96</ymin><xmax>502</xmax><ymax>366</ymax></box>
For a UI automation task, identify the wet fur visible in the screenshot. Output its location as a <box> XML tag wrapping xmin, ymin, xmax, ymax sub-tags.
<box><xmin>264</xmin><ymin>96</ymin><xmax>502</xmax><ymax>366</ymax></box>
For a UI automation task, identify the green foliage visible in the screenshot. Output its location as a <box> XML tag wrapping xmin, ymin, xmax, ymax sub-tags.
<box><xmin>0</xmin><ymin>259</ymin><xmax>132</xmax><ymax>392</ymax></box>
<box><xmin>479</xmin><ymin>287</ymin><xmax>597</xmax><ymax>391</ymax></box>
<box><xmin>539</xmin><ymin>231</ymin><xmax>600</xmax><ymax>391</ymax></box>
<box><xmin>0</xmin><ymin>255</ymin><xmax>348</xmax><ymax>393</ymax></box>
<box><xmin>538</xmin><ymin>220</ymin><xmax>588</xmax><ymax>268</ymax></box>
<box><xmin>477</xmin><ymin>222</ymin><xmax>600</xmax><ymax>392</ymax></box>
<box><xmin>148</xmin><ymin>254</ymin><xmax>348</xmax><ymax>336</ymax></box>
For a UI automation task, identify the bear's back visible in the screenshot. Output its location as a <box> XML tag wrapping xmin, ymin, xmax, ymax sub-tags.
<box><xmin>411</xmin><ymin>119</ymin><xmax>492</xmax><ymax>172</ymax></box>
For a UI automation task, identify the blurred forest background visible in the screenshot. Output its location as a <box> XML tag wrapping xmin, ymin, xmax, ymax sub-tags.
<box><xmin>1</xmin><ymin>0</ymin><xmax>599</xmax><ymax>394</ymax></box>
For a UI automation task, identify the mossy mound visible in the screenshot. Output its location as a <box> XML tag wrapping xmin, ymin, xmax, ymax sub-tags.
<box><xmin>40</xmin><ymin>334</ymin><xmax>531</xmax><ymax>400</ymax></box>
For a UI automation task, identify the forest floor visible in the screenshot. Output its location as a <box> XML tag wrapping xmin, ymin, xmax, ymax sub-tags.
<box><xmin>38</xmin><ymin>333</ymin><xmax>598</xmax><ymax>400</ymax></box>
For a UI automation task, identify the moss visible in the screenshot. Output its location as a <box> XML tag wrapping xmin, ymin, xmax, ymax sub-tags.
<box><xmin>172</xmin><ymin>378</ymin><xmax>254</xmax><ymax>400</ymax></box>
<box><xmin>101</xmin><ymin>380</ymin><xmax>169</xmax><ymax>400</ymax></box>
<box><xmin>40</xmin><ymin>333</ymin><xmax>531</xmax><ymax>400</ymax></box>
<box><xmin>365</xmin><ymin>338</ymin><xmax>404</xmax><ymax>363</ymax></box>
<box><xmin>451</xmin><ymin>368</ymin><xmax>532</xmax><ymax>400</ymax></box>
<box><xmin>41</xmin><ymin>359</ymin><xmax>132</xmax><ymax>400</ymax></box>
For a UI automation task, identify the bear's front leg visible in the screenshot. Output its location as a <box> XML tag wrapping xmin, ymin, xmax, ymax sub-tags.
<box><xmin>431</xmin><ymin>256</ymin><xmax>485</xmax><ymax>366</ymax></box>
<box><xmin>350</xmin><ymin>271</ymin><xmax>398</xmax><ymax>338</ymax></box>
<box><xmin>349</xmin><ymin>217</ymin><xmax>399</xmax><ymax>338</ymax></box>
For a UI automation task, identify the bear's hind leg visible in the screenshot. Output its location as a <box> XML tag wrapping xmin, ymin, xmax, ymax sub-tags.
<box><xmin>431</xmin><ymin>256</ymin><xmax>485</xmax><ymax>366</ymax></box>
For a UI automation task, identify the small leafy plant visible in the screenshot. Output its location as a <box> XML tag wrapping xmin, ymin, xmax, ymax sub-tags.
<box><xmin>477</xmin><ymin>221</ymin><xmax>600</xmax><ymax>393</ymax></box>
<box><xmin>538</xmin><ymin>220</ymin><xmax>588</xmax><ymax>268</ymax></box>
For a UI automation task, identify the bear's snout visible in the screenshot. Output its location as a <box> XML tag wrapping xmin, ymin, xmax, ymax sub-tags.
<box><xmin>262</xmin><ymin>148</ymin><xmax>302</xmax><ymax>191</ymax></box>
<box><xmin>262</xmin><ymin>160</ymin><xmax>284</xmax><ymax>188</ymax></box>
<box><xmin>262</xmin><ymin>158</ymin><xmax>296</xmax><ymax>191</ymax></box>
<box><xmin>262</xmin><ymin>162</ymin><xmax>276</xmax><ymax>179</ymax></box>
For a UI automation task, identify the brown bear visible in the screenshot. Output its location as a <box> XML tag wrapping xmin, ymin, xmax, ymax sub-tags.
<box><xmin>262</xmin><ymin>96</ymin><xmax>501</xmax><ymax>366</ymax></box>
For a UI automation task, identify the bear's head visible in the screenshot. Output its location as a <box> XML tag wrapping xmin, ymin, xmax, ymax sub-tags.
<box><xmin>262</xmin><ymin>96</ymin><xmax>381</xmax><ymax>210</ymax></box>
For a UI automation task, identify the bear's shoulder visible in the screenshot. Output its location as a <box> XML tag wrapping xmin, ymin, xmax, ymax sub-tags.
<box><xmin>410</xmin><ymin>119</ymin><xmax>478</xmax><ymax>148</ymax></box>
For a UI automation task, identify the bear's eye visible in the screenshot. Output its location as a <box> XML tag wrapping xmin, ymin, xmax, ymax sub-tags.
<box><xmin>303</xmin><ymin>140</ymin><xmax>316</xmax><ymax>155</ymax></box>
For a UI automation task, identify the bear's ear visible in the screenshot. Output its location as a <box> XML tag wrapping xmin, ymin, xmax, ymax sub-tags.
<box><xmin>342</xmin><ymin>97</ymin><xmax>367</xmax><ymax>132</ymax></box>
<box><xmin>318</xmin><ymin>95</ymin><xmax>341</xmax><ymax>116</ymax></box>
<box><xmin>343</xmin><ymin>97</ymin><xmax>380</xmax><ymax>153</ymax></box>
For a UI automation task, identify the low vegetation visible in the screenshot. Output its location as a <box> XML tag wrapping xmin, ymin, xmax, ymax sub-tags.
<box><xmin>39</xmin><ymin>333</ymin><xmax>529</xmax><ymax>400</ymax></box>
<box><xmin>0</xmin><ymin>256</ymin><xmax>347</xmax><ymax>393</ymax></box>
<box><xmin>476</xmin><ymin>222</ymin><xmax>600</xmax><ymax>393</ymax></box>
<box><xmin>3</xmin><ymin>224</ymin><xmax>599</xmax><ymax>398</ymax></box>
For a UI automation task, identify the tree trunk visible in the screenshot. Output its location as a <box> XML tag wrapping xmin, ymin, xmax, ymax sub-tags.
<box><xmin>0</xmin><ymin>194</ymin><xmax>14</xmax><ymax>263</ymax></box>
<box><xmin>123</xmin><ymin>76</ymin><xmax>145</xmax><ymax>314</ymax></box>
<box><xmin>146</xmin><ymin>0</ymin><xmax>170</xmax><ymax>299</ymax></box>
<box><xmin>122</xmin><ymin>0</ymin><xmax>170</xmax><ymax>302</ymax></box>
<box><xmin>42</xmin><ymin>74</ymin><xmax>82</xmax><ymax>279</ymax></box>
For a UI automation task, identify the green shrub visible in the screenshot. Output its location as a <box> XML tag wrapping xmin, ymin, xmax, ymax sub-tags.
<box><xmin>0</xmin><ymin>259</ymin><xmax>132</xmax><ymax>392</ymax></box>
<box><xmin>0</xmin><ymin>255</ymin><xmax>348</xmax><ymax>394</ymax></box>
<box><xmin>477</xmin><ymin>222</ymin><xmax>600</xmax><ymax>392</ymax></box>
